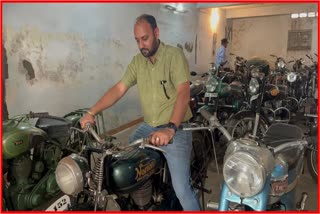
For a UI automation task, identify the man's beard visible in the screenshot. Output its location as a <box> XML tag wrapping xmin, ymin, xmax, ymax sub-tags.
<box><xmin>140</xmin><ymin>39</ymin><xmax>159</xmax><ymax>58</ymax></box>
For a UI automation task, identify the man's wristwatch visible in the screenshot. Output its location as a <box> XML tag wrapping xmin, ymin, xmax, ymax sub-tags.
<box><xmin>166</xmin><ymin>122</ymin><xmax>178</xmax><ymax>133</ymax></box>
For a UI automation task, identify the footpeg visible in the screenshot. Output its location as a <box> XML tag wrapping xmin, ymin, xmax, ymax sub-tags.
<box><xmin>296</xmin><ymin>192</ymin><xmax>308</xmax><ymax>211</ymax></box>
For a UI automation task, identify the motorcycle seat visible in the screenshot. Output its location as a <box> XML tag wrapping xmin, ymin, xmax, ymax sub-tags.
<box><xmin>261</xmin><ymin>123</ymin><xmax>303</xmax><ymax>146</ymax></box>
<box><xmin>36</xmin><ymin>116</ymin><xmax>72</xmax><ymax>139</ymax></box>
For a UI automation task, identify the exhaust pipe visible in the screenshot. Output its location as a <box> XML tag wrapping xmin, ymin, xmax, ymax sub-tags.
<box><xmin>207</xmin><ymin>200</ymin><xmax>219</xmax><ymax>210</ymax></box>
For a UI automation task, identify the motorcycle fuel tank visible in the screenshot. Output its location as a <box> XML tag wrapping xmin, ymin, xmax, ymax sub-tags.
<box><xmin>108</xmin><ymin>148</ymin><xmax>162</xmax><ymax>193</ymax></box>
<box><xmin>2</xmin><ymin>120</ymin><xmax>47</xmax><ymax>159</ymax></box>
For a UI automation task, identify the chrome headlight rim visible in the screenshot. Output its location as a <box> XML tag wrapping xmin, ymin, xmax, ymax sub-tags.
<box><xmin>287</xmin><ymin>72</ymin><xmax>297</xmax><ymax>83</ymax></box>
<box><xmin>55</xmin><ymin>153</ymin><xmax>88</xmax><ymax>195</ymax></box>
<box><xmin>205</xmin><ymin>75</ymin><xmax>219</xmax><ymax>93</ymax></box>
<box><xmin>223</xmin><ymin>151</ymin><xmax>266</xmax><ymax>198</ymax></box>
<box><xmin>276</xmin><ymin>60</ymin><xmax>286</xmax><ymax>70</ymax></box>
<box><xmin>249</xmin><ymin>78</ymin><xmax>260</xmax><ymax>94</ymax></box>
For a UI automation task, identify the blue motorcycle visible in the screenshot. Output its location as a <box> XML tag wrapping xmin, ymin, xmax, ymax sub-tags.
<box><xmin>207</xmin><ymin>59</ymin><xmax>310</xmax><ymax>211</ymax></box>
<box><xmin>208</xmin><ymin>123</ymin><xmax>309</xmax><ymax>211</ymax></box>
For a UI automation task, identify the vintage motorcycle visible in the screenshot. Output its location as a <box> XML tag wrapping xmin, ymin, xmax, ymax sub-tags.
<box><xmin>2</xmin><ymin>110</ymin><xmax>102</xmax><ymax>211</ymax></box>
<box><xmin>54</xmin><ymin>123</ymin><xmax>209</xmax><ymax>211</ymax></box>
<box><xmin>206</xmin><ymin>65</ymin><xmax>313</xmax><ymax>211</ymax></box>
<box><xmin>304</xmin><ymin>53</ymin><xmax>318</xmax><ymax>183</ymax></box>
<box><xmin>305</xmin><ymin>53</ymin><xmax>318</xmax><ymax>100</ymax></box>
<box><xmin>207</xmin><ymin>123</ymin><xmax>309</xmax><ymax>211</ymax></box>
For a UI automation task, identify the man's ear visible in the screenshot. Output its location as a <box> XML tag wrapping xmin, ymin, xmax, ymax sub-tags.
<box><xmin>154</xmin><ymin>27</ymin><xmax>159</xmax><ymax>39</ymax></box>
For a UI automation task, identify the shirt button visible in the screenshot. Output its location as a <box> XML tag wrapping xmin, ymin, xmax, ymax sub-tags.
<box><xmin>152</xmin><ymin>68</ymin><xmax>154</xmax><ymax>71</ymax></box>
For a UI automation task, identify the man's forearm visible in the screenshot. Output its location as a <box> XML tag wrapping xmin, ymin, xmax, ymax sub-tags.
<box><xmin>89</xmin><ymin>81</ymin><xmax>128</xmax><ymax>115</ymax></box>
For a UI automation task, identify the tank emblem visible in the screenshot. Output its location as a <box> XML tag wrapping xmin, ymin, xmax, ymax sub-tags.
<box><xmin>135</xmin><ymin>159</ymin><xmax>156</xmax><ymax>181</ymax></box>
<box><xmin>14</xmin><ymin>140</ymin><xmax>24</xmax><ymax>146</ymax></box>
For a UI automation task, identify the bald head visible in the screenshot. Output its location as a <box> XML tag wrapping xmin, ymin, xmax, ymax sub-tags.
<box><xmin>135</xmin><ymin>14</ymin><xmax>157</xmax><ymax>30</ymax></box>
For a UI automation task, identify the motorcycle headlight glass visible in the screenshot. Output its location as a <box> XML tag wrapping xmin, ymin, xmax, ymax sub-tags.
<box><xmin>223</xmin><ymin>151</ymin><xmax>266</xmax><ymax>197</ymax></box>
<box><xmin>287</xmin><ymin>72</ymin><xmax>297</xmax><ymax>83</ymax></box>
<box><xmin>249</xmin><ymin>78</ymin><xmax>260</xmax><ymax>94</ymax></box>
<box><xmin>205</xmin><ymin>75</ymin><xmax>219</xmax><ymax>93</ymax></box>
<box><xmin>276</xmin><ymin>60</ymin><xmax>286</xmax><ymax>70</ymax></box>
<box><xmin>55</xmin><ymin>153</ymin><xmax>89</xmax><ymax>195</ymax></box>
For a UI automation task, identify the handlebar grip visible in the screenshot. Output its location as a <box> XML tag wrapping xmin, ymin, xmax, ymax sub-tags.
<box><xmin>199</xmin><ymin>108</ymin><xmax>213</xmax><ymax>122</ymax></box>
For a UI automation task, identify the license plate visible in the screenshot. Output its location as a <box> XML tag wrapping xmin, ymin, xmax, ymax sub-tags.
<box><xmin>46</xmin><ymin>195</ymin><xmax>71</xmax><ymax>211</ymax></box>
<box><xmin>271</xmin><ymin>176</ymin><xmax>288</xmax><ymax>196</ymax></box>
<box><xmin>205</xmin><ymin>92</ymin><xmax>217</xmax><ymax>98</ymax></box>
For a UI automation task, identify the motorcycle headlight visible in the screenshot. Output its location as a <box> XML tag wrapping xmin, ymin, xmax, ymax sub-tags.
<box><xmin>55</xmin><ymin>153</ymin><xmax>89</xmax><ymax>195</ymax></box>
<box><xmin>276</xmin><ymin>60</ymin><xmax>286</xmax><ymax>70</ymax></box>
<box><xmin>286</xmin><ymin>72</ymin><xmax>297</xmax><ymax>83</ymax></box>
<box><xmin>249</xmin><ymin>78</ymin><xmax>260</xmax><ymax>94</ymax></box>
<box><xmin>223</xmin><ymin>151</ymin><xmax>266</xmax><ymax>197</ymax></box>
<box><xmin>205</xmin><ymin>75</ymin><xmax>219</xmax><ymax>93</ymax></box>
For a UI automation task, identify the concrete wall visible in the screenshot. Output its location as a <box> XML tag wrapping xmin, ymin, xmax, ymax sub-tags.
<box><xmin>3</xmin><ymin>3</ymin><xmax>199</xmax><ymax>130</ymax></box>
<box><xmin>195</xmin><ymin>8</ymin><xmax>226</xmax><ymax>72</ymax></box>
<box><xmin>227</xmin><ymin>3</ymin><xmax>318</xmax><ymax>69</ymax></box>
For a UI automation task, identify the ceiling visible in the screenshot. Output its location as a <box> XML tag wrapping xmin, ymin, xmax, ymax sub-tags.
<box><xmin>196</xmin><ymin>3</ymin><xmax>291</xmax><ymax>10</ymax></box>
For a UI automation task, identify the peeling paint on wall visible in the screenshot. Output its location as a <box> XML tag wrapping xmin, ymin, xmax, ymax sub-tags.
<box><xmin>3</xmin><ymin>3</ymin><xmax>199</xmax><ymax>126</ymax></box>
<box><xmin>22</xmin><ymin>59</ymin><xmax>35</xmax><ymax>80</ymax></box>
<box><xmin>4</xmin><ymin>26</ymin><xmax>88</xmax><ymax>85</ymax></box>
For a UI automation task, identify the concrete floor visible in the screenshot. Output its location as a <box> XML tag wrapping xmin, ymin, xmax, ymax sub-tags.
<box><xmin>112</xmin><ymin>123</ymin><xmax>318</xmax><ymax>211</ymax></box>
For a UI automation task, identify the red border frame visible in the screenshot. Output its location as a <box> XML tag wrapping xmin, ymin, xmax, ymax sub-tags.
<box><xmin>0</xmin><ymin>1</ymin><xmax>319</xmax><ymax>214</ymax></box>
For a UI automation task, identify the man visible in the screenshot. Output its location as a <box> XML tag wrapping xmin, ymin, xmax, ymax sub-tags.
<box><xmin>80</xmin><ymin>14</ymin><xmax>200</xmax><ymax>211</ymax></box>
<box><xmin>216</xmin><ymin>38</ymin><xmax>229</xmax><ymax>69</ymax></box>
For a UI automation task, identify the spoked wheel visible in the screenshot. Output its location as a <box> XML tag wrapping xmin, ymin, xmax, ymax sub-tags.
<box><xmin>307</xmin><ymin>136</ymin><xmax>318</xmax><ymax>183</ymax></box>
<box><xmin>227</xmin><ymin>112</ymin><xmax>269</xmax><ymax>139</ymax></box>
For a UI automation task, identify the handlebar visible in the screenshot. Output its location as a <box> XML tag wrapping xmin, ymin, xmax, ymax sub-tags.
<box><xmin>306</xmin><ymin>54</ymin><xmax>312</xmax><ymax>60</ymax></box>
<box><xmin>121</xmin><ymin>137</ymin><xmax>167</xmax><ymax>153</ymax></box>
<box><xmin>85</xmin><ymin>123</ymin><xmax>110</xmax><ymax>146</ymax></box>
<box><xmin>84</xmin><ymin>123</ymin><xmax>167</xmax><ymax>153</ymax></box>
<box><xmin>183</xmin><ymin>108</ymin><xmax>232</xmax><ymax>142</ymax></box>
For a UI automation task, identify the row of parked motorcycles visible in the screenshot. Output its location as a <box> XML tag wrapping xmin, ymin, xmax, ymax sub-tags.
<box><xmin>2</xmin><ymin>53</ymin><xmax>318</xmax><ymax>211</ymax></box>
<box><xmin>189</xmin><ymin>52</ymin><xmax>318</xmax><ymax>211</ymax></box>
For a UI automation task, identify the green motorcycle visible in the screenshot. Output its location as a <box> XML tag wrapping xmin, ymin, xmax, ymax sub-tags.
<box><xmin>2</xmin><ymin>110</ymin><xmax>106</xmax><ymax>211</ymax></box>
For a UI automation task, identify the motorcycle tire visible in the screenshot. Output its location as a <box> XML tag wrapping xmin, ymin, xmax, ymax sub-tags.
<box><xmin>226</xmin><ymin>111</ymin><xmax>269</xmax><ymax>140</ymax></box>
<box><xmin>307</xmin><ymin>136</ymin><xmax>318</xmax><ymax>184</ymax></box>
<box><xmin>190</xmin><ymin>131</ymin><xmax>212</xmax><ymax>188</ymax></box>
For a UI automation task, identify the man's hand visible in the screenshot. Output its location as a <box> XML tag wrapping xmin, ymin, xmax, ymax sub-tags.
<box><xmin>150</xmin><ymin>128</ymin><xmax>175</xmax><ymax>146</ymax></box>
<box><xmin>80</xmin><ymin>113</ymin><xmax>95</xmax><ymax>129</ymax></box>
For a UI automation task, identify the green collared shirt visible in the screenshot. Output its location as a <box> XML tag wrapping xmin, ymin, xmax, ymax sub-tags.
<box><xmin>121</xmin><ymin>42</ymin><xmax>192</xmax><ymax>127</ymax></box>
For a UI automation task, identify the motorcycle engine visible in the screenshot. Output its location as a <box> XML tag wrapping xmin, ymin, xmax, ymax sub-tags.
<box><xmin>129</xmin><ymin>179</ymin><xmax>153</xmax><ymax>208</ymax></box>
<box><xmin>6</xmin><ymin>138</ymin><xmax>63</xmax><ymax>210</ymax></box>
